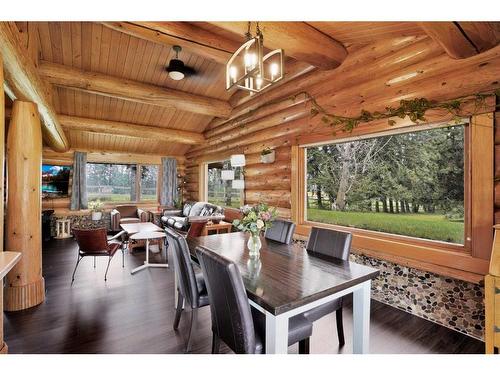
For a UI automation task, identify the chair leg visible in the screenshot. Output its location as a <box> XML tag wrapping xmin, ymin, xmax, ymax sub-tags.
<box><xmin>173</xmin><ymin>292</ymin><xmax>184</xmax><ymax>330</ymax></box>
<box><xmin>298</xmin><ymin>338</ymin><xmax>310</xmax><ymax>354</ymax></box>
<box><xmin>93</xmin><ymin>256</ymin><xmax>96</xmax><ymax>269</ymax></box>
<box><xmin>104</xmin><ymin>256</ymin><xmax>113</xmax><ymax>281</ymax></box>
<box><xmin>121</xmin><ymin>248</ymin><xmax>125</xmax><ymax>268</ymax></box>
<box><xmin>71</xmin><ymin>255</ymin><xmax>82</xmax><ymax>284</ymax></box>
<box><xmin>185</xmin><ymin>308</ymin><xmax>197</xmax><ymax>353</ymax></box>
<box><xmin>336</xmin><ymin>307</ymin><xmax>345</xmax><ymax>347</ymax></box>
<box><xmin>211</xmin><ymin>333</ymin><xmax>220</xmax><ymax>354</ymax></box>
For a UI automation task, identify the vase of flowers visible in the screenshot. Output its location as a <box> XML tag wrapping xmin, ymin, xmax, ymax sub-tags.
<box><xmin>233</xmin><ymin>203</ymin><xmax>277</xmax><ymax>258</ymax></box>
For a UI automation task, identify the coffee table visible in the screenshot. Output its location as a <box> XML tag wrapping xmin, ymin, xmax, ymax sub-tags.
<box><xmin>120</xmin><ymin>222</ymin><xmax>164</xmax><ymax>254</ymax></box>
<box><xmin>129</xmin><ymin>231</ymin><xmax>168</xmax><ymax>274</ymax></box>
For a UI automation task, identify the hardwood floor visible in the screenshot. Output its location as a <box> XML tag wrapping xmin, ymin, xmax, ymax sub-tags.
<box><xmin>3</xmin><ymin>238</ymin><xmax>485</xmax><ymax>354</ymax></box>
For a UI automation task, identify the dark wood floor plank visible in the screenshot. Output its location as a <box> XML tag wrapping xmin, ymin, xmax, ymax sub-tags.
<box><xmin>3</xmin><ymin>238</ymin><xmax>484</xmax><ymax>354</ymax></box>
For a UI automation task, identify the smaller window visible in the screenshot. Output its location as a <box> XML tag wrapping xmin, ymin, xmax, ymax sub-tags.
<box><xmin>207</xmin><ymin>160</ymin><xmax>244</xmax><ymax>208</ymax></box>
<box><xmin>140</xmin><ymin>165</ymin><xmax>158</xmax><ymax>202</ymax></box>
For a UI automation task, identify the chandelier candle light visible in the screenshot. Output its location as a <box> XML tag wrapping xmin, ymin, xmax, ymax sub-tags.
<box><xmin>226</xmin><ymin>22</ymin><xmax>284</xmax><ymax>94</ymax></box>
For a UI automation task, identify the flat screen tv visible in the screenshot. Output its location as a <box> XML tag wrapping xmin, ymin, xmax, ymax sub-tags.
<box><xmin>42</xmin><ymin>165</ymin><xmax>71</xmax><ymax>198</ymax></box>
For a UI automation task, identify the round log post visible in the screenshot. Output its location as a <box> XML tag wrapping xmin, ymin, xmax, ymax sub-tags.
<box><xmin>0</xmin><ymin>55</ymin><xmax>7</xmax><ymax>353</ymax></box>
<box><xmin>4</xmin><ymin>100</ymin><xmax>45</xmax><ymax>311</ymax></box>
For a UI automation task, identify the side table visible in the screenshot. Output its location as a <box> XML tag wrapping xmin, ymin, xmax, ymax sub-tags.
<box><xmin>202</xmin><ymin>221</ymin><xmax>233</xmax><ymax>236</ymax></box>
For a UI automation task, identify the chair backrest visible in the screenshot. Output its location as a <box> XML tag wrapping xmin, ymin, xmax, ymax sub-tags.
<box><xmin>265</xmin><ymin>219</ymin><xmax>296</xmax><ymax>244</ymax></box>
<box><xmin>116</xmin><ymin>205</ymin><xmax>138</xmax><ymax>218</ymax></box>
<box><xmin>195</xmin><ymin>246</ymin><xmax>256</xmax><ymax>354</ymax></box>
<box><xmin>306</xmin><ymin>227</ymin><xmax>352</xmax><ymax>260</ymax></box>
<box><xmin>187</xmin><ymin>221</ymin><xmax>207</xmax><ymax>238</ymax></box>
<box><xmin>164</xmin><ymin>227</ymin><xmax>200</xmax><ymax>308</ymax></box>
<box><xmin>73</xmin><ymin>227</ymin><xmax>109</xmax><ymax>253</ymax></box>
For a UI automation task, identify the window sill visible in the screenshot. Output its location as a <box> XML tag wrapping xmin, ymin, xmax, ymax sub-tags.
<box><xmin>296</xmin><ymin>222</ymin><xmax>489</xmax><ymax>283</ymax></box>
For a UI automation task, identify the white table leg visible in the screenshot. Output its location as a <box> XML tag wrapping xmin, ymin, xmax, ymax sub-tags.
<box><xmin>352</xmin><ymin>280</ymin><xmax>371</xmax><ymax>354</ymax></box>
<box><xmin>264</xmin><ymin>311</ymin><xmax>289</xmax><ymax>354</ymax></box>
<box><xmin>130</xmin><ymin>236</ymin><xmax>168</xmax><ymax>274</ymax></box>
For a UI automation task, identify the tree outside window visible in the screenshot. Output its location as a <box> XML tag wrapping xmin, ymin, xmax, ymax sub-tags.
<box><xmin>306</xmin><ymin>125</ymin><xmax>465</xmax><ymax>244</ymax></box>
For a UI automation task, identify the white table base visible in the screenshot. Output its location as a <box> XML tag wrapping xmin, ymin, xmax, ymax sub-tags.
<box><xmin>249</xmin><ymin>280</ymin><xmax>372</xmax><ymax>354</ymax></box>
<box><xmin>131</xmin><ymin>237</ymin><xmax>169</xmax><ymax>274</ymax></box>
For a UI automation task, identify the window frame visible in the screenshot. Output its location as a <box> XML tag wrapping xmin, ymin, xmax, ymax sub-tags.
<box><xmin>292</xmin><ymin>114</ymin><xmax>493</xmax><ymax>280</ymax></box>
<box><xmin>203</xmin><ymin>159</ymin><xmax>244</xmax><ymax>209</ymax></box>
<box><xmin>86</xmin><ymin>162</ymin><xmax>161</xmax><ymax>205</ymax></box>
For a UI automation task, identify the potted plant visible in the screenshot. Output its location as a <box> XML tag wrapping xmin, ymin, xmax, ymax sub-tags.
<box><xmin>260</xmin><ymin>147</ymin><xmax>275</xmax><ymax>164</ymax></box>
<box><xmin>232</xmin><ymin>203</ymin><xmax>277</xmax><ymax>258</ymax></box>
<box><xmin>88</xmin><ymin>200</ymin><xmax>104</xmax><ymax>221</ymax></box>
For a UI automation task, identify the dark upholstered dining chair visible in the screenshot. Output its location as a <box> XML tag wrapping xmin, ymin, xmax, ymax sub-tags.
<box><xmin>71</xmin><ymin>228</ymin><xmax>125</xmax><ymax>283</ymax></box>
<box><xmin>264</xmin><ymin>219</ymin><xmax>296</xmax><ymax>244</ymax></box>
<box><xmin>301</xmin><ymin>227</ymin><xmax>353</xmax><ymax>347</ymax></box>
<box><xmin>165</xmin><ymin>227</ymin><xmax>209</xmax><ymax>352</ymax></box>
<box><xmin>196</xmin><ymin>245</ymin><xmax>313</xmax><ymax>354</ymax></box>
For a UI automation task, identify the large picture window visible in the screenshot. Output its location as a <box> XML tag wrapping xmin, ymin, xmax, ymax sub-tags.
<box><xmin>306</xmin><ymin>124</ymin><xmax>465</xmax><ymax>244</ymax></box>
<box><xmin>86</xmin><ymin>163</ymin><xmax>158</xmax><ymax>203</ymax></box>
<box><xmin>206</xmin><ymin>160</ymin><xmax>244</xmax><ymax>208</ymax></box>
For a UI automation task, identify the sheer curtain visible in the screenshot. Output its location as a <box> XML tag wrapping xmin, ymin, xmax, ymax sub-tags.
<box><xmin>70</xmin><ymin>151</ymin><xmax>88</xmax><ymax>210</ymax></box>
<box><xmin>160</xmin><ymin>157</ymin><xmax>178</xmax><ymax>207</ymax></box>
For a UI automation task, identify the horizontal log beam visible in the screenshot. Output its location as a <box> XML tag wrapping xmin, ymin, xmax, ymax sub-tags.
<box><xmin>59</xmin><ymin>115</ymin><xmax>204</xmax><ymax>145</ymax></box>
<box><xmin>419</xmin><ymin>22</ymin><xmax>500</xmax><ymax>59</ymax></box>
<box><xmin>195</xmin><ymin>102</ymin><xmax>310</xmax><ymax>152</ymax></box>
<box><xmin>38</xmin><ymin>61</ymin><xmax>232</xmax><ymax>118</ymax></box>
<box><xmin>0</xmin><ymin>22</ymin><xmax>69</xmax><ymax>152</ymax></box>
<box><xmin>211</xmin><ymin>22</ymin><xmax>347</xmax><ymax>70</ymax></box>
<box><xmin>205</xmin><ymin>92</ymin><xmax>311</xmax><ymax>139</ymax></box>
<box><xmin>136</xmin><ymin>22</ymin><xmax>242</xmax><ymax>54</ymax></box>
<box><xmin>101</xmin><ymin>22</ymin><xmax>231</xmax><ymax>65</ymax></box>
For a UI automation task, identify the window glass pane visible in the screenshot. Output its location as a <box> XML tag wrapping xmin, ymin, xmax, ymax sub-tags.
<box><xmin>86</xmin><ymin>163</ymin><xmax>137</xmax><ymax>202</ymax></box>
<box><xmin>306</xmin><ymin>125</ymin><xmax>465</xmax><ymax>244</ymax></box>
<box><xmin>207</xmin><ymin>160</ymin><xmax>243</xmax><ymax>208</ymax></box>
<box><xmin>140</xmin><ymin>165</ymin><xmax>158</xmax><ymax>201</ymax></box>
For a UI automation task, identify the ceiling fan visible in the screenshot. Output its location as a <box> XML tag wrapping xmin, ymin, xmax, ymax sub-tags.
<box><xmin>166</xmin><ymin>45</ymin><xmax>196</xmax><ymax>81</ymax></box>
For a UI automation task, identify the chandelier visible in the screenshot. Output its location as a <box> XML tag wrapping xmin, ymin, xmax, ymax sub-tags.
<box><xmin>226</xmin><ymin>22</ymin><xmax>284</xmax><ymax>94</ymax></box>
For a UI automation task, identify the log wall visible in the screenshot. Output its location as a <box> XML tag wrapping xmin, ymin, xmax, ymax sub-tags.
<box><xmin>185</xmin><ymin>38</ymin><xmax>500</xmax><ymax>223</ymax></box>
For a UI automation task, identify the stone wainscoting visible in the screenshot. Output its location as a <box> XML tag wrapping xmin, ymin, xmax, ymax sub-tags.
<box><xmin>293</xmin><ymin>239</ymin><xmax>485</xmax><ymax>340</ymax></box>
<box><xmin>50</xmin><ymin>212</ymin><xmax>111</xmax><ymax>237</ymax></box>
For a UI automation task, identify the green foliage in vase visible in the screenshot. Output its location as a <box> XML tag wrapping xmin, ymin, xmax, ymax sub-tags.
<box><xmin>88</xmin><ymin>199</ymin><xmax>104</xmax><ymax>212</ymax></box>
<box><xmin>233</xmin><ymin>203</ymin><xmax>278</xmax><ymax>236</ymax></box>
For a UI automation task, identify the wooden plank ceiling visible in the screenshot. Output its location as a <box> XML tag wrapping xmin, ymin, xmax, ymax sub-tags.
<box><xmin>36</xmin><ymin>22</ymin><xmax>230</xmax><ymax>155</ymax></box>
<box><xmin>25</xmin><ymin>21</ymin><xmax>498</xmax><ymax>156</ymax></box>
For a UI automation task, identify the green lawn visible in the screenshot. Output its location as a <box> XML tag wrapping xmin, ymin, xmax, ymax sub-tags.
<box><xmin>88</xmin><ymin>194</ymin><xmax>157</xmax><ymax>202</ymax></box>
<box><xmin>307</xmin><ymin>209</ymin><xmax>464</xmax><ymax>244</ymax></box>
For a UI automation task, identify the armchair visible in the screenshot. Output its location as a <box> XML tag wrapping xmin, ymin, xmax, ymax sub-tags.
<box><xmin>71</xmin><ymin>228</ymin><xmax>126</xmax><ymax>283</ymax></box>
<box><xmin>110</xmin><ymin>205</ymin><xmax>149</xmax><ymax>232</ymax></box>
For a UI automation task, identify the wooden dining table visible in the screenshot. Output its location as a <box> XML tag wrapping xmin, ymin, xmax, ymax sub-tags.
<box><xmin>186</xmin><ymin>232</ymin><xmax>379</xmax><ymax>354</ymax></box>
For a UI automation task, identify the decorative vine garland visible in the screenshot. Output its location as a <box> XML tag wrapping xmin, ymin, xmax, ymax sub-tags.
<box><xmin>297</xmin><ymin>89</ymin><xmax>500</xmax><ymax>134</ymax></box>
<box><xmin>226</xmin><ymin>89</ymin><xmax>499</xmax><ymax>136</ymax></box>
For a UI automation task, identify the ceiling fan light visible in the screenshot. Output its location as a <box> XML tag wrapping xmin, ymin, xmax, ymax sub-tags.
<box><xmin>167</xmin><ymin>58</ymin><xmax>186</xmax><ymax>80</ymax></box>
<box><xmin>168</xmin><ymin>70</ymin><xmax>185</xmax><ymax>81</ymax></box>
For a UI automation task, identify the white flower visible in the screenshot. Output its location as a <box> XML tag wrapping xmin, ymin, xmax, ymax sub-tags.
<box><xmin>256</xmin><ymin>219</ymin><xmax>264</xmax><ymax>229</ymax></box>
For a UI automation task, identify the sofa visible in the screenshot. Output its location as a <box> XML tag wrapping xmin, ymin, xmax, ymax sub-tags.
<box><xmin>161</xmin><ymin>201</ymin><xmax>224</xmax><ymax>231</ymax></box>
<box><xmin>110</xmin><ymin>205</ymin><xmax>149</xmax><ymax>231</ymax></box>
